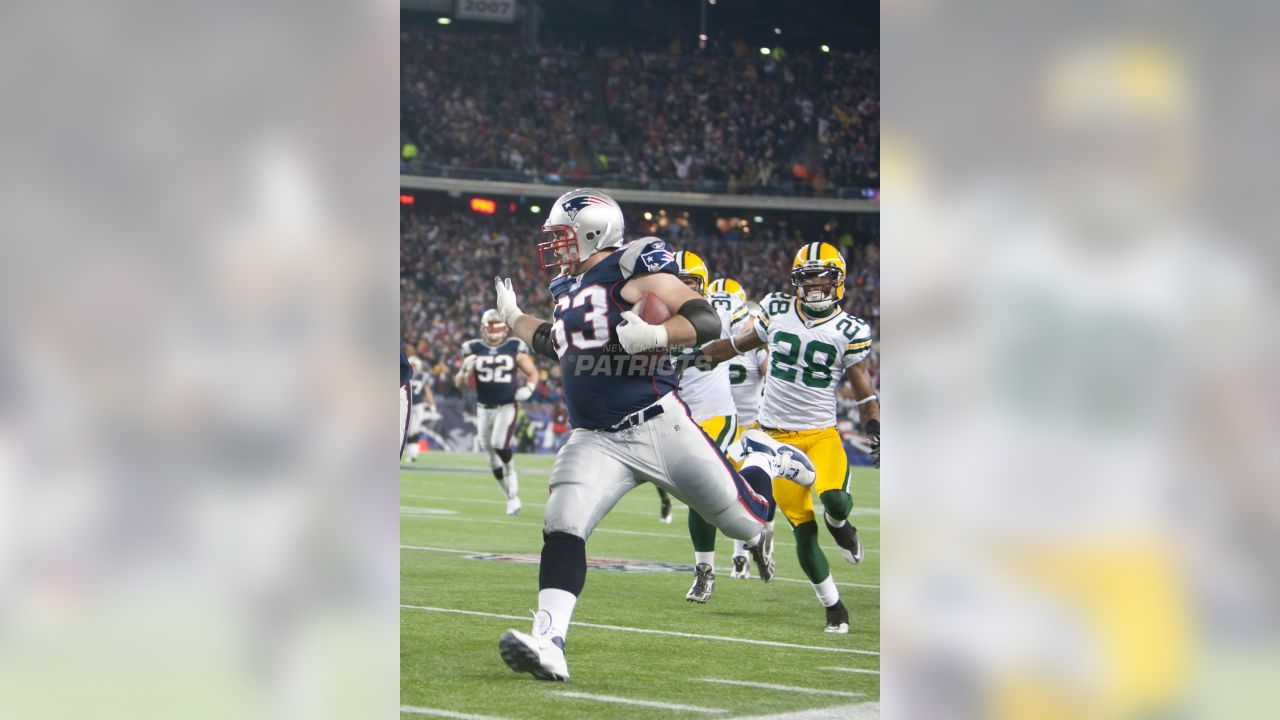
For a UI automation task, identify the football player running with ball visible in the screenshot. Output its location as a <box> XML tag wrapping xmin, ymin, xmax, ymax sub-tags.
<box><xmin>702</xmin><ymin>242</ymin><xmax>880</xmax><ymax>633</ymax></box>
<box><xmin>455</xmin><ymin>309</ymin><xmax>539</xmax><ymax>515</ymax></box>
<box><xmin>493</xmin><ymin>188</ymin><xmax>818</xmax><ymax>681</ymax></box>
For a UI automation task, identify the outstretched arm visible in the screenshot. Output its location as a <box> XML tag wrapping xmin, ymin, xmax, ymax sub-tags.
<box><xmin>494</xmin><ymin>277</ymin><xmax>557</xmax><ymax>359</ymax></box>
<box><xmin>701</xmin><ymin>326</ymin><xmax>765</xmax><ymax>366</ymax></box>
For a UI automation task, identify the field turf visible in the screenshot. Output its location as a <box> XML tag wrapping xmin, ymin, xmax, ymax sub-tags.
<box><xmin>402</xmin><ymin>451</ymin><xmax>880</xmax><ymax>719</ymax></box>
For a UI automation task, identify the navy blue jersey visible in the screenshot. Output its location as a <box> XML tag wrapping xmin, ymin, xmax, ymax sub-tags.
<box><xmin>461</xmin><ymin>337</ymin><xmax>528</xmax><ymax>406</ymax></box>
<box><xmin>400</xmin><ymin>349</ymin><xmax>413</xmax><ymax>386</ymax></box>
<box><xmin>551</xmin><ymin>238</ymin><xmax>680</xmax><ymax>430</ymax></box>
<box><xmin>410</xmin><ymin>371</ymin><xmax>430</xmax><ymax>405</ymax></box>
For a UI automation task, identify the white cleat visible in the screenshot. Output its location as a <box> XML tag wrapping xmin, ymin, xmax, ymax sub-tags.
<box><xmin>506</xmin><ymin>496</ymin><xmax>522</xmax><ymax>515</ymax></box>
<box><xmin>498</xmin><ymin>629</ymin><xmax>569</xmax><ymax>681</ymax></box>
<box><xmin>738</xmin><ymin>429</ymin><xmax>817</xmax><ymax>487</ymax></box>
<box><xmin>730</xmin><ymin>555</ymin><xmax>751</xmax><ymax>579</ymax></box>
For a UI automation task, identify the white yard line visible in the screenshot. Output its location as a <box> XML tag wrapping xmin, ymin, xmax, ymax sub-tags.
<box><xmin>699</xmin><ymin>678</ymin><xmax>865</xmax><ymax>698</ymax></box>
<box><xmin>817</xmin><ymin>666</ymin><xmax>880</xmax><ymax>676</ymax></box>
<box><xmin>400</xmin><ymin>706</ymin><xmax>511</xmax><ymax>720</ymax></box>
<box><xmin>399</xmin><ymin>543</ymin><xmax>879</xmax><ymax>589</ymax></box>
<box><xmin>402</xmin><ymin>467</ymin><xmax>881</xmax><ymax>517</ymax></box>
<box><xmin>725</xmin><ymin>702</ymin><xmax>880</xmax><ymax>720</ymax></box>
<box><xmin>401</xmin><ymin>511</ymin><xmax>880</xmax><ymax>554</ymax></box>
<box><xmin>550</xmin><ymin>691</ymin><xmax>726</xmax><ymax>714</ymax></box>
<box><xmin>401</xmin><ymin>605</ymin><xmax>879</xmax><ymax>656</ymax></box>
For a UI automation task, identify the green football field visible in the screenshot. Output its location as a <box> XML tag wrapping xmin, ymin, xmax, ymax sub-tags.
<box><xmin>401</xmin><ymin>451</ymin><xmax>880</xmax><ymax>719</ymax></box>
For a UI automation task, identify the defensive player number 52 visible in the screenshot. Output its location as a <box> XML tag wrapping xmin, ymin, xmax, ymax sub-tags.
<box><xmin>474</xmin><ymin>354</ymin><xmax>514</xmax><ymax>383</ymax></box>
<box><xmin>551</xmin><ymin>286</ymin><xmax>610</xmax><ymax>354</ymax></box>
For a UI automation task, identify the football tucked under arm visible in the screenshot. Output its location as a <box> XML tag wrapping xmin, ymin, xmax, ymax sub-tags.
<box><xmin>619</xmin><ymin>272</ymin><xmax>706</xmax><ymax>350</ymax></box>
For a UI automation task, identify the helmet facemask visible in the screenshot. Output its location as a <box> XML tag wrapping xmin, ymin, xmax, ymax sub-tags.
<box><xmin>483</xmin><ymin>318</ymin><xmax>509</xmax><ymax>345</ymax></box>
<box><xmin>538</xmin><ymin>224</ymin><xmax>581</xmax><ymax>276</ymax></box>
<box><xmin>791</xmin><ymin>266</ymin><xmax>844</xmax><ymax>311</ymax></box>
<box><xmin>678</xmin><ymin>273</ymin><xmax>706</xmax><ymax>295</ymax></box>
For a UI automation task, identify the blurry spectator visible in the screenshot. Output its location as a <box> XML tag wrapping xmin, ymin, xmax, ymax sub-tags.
<box><xmin>400</xmin><ymin>23</ymin><xmax>878</xmax><ymax>196</ymax></box>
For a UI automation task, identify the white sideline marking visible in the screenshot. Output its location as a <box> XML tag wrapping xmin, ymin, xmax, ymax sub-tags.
<box><xmin>550</xmin><ymin>691</ymin><xmax>725</xmax><ymax>714</ymax></box>
<box><xmin>725</xmin><ymin>702</ymin><xmax>880</xmax><ymax>720</ymax></box>
<box><xmin>398</xmin><ymin>544</ymin><xmax>880</xmax><ymax>589</ymax></box>
<box><xmin>401</xmin><ymin>511</ymin><xmax>880</xmax><ymax>554</ymax></box>
<box><xmin>401</xmin><ymin>605</ymin><xmax>879</xmax><ymax>656</ymax></box>
<box><xmin>400</xmin><ymin>705</ymin><xmax>510</xmax><ymax>720</ymax></box>
<box><xmin>399</xmin><ymin>506</ymin><xmax>459</xmax><ymax>516</ymax></box>
<box><xmin>401</xmin><ymin>493</ymin><xmax>665</xmax><ymax>520</ymax></box>
<box><xmin>818</xmin><ymin>666</ymin><xmax>880</xmax><ymax>675</ymax></box>
<box><xmin>699</xmin><ymin>678</ymin><xmax>864</xmax><ymax>698</ymax></box>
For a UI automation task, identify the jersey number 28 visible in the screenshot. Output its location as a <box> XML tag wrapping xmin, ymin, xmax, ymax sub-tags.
<box><xmin>769</xmin><ymin>331</ymin><xmax>838</xmax><ymax>388</ymax></box>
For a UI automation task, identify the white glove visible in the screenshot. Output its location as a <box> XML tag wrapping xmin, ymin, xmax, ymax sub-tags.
<box><xmin>515</xmin><ymin>384</ymin><xmax>535</xmax><ymax>402</ymax></box>
<box><xmin>616</xmin><ymin>311</ymin><xmax>669</xmax><ymax>354</ymax></box>
<box><xmin>494</xmin><ymin>276</ymin><xmax>523</xmax><ymax>327</ymax></box>
<box><xmin>460</xmin><ymin>355</ymin><xmax>477</xmax><ymax>372</ymax></box>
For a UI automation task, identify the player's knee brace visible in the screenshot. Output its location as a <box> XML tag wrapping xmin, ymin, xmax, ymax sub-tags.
<box><xmin>495</xmin><ymin>448</ymin><xmax>513</xmax><ymax>465</ymax></box>
<box><xmin>539</xmin><ymin>531</ymin><xmax>587</xmax><ymax>596</ymax></box>
<box><xmin>819</xmin><ymin>489</ymin><xmax>853</xmax><ymax>521</ymax></box>
<box><xmin>791</xmin><ymin>520</ymin><xmax>831</xmax><ymax>584</ymax></box>
<box><xmin>491</xmin><ymin>467</ymin><xmax>504</xmax><ymax>481</ymax></box>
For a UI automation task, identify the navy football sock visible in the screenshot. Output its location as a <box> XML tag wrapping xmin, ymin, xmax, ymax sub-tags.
<box><xmin>539</xmin><ymin>531</ymin><xmax>587</xmax><ymax>595</ymax></box>
<box><xmin>738</xmin><ymin>466</ymin><xmax>777</xmax><ymax>518</ymax></box>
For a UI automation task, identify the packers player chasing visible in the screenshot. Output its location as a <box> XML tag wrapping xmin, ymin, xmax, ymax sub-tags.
<box><xmin>702</xmin><ymin>242</ymin><xmax>880</xmax><ymax>633</ymax></box>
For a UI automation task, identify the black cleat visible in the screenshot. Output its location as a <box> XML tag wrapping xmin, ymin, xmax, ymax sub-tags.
<box><xmin>685</xmin><ymin>562</ymin><xmax>716</xmax><ymax>603</ymax></box>
<box><xmin>744</xmin><ymin>524</ymin><xmax>776</xmax><ymax>582</ymax></box>
<box><xmin>824</xmin><ymin>515</ymin><xmax>864</xmax><ymax>565</ymax></box>
<box><xmin>730</xmin><ymin>555</ymin><xmax>751</xmax><ymax>579</ymax></box>
<box><xmin>824</xmin><ymin>599</ymin><xmax>850</xmax><ymax>634</ymax></box>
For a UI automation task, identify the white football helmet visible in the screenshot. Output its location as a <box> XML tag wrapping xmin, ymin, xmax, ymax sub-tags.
<box><xmin>539</xmin><ymin>188</ymin><xmax>626</xmax><ymax>274</ymax></box>
<box><xmin>481</xmin><ymin>309</ymin><xmax>508</xmax><ymax>345</ymax></box>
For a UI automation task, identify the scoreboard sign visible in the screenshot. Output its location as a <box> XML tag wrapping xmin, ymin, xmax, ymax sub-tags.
<box><xmin>455</xmin><ymin>0</ymin><xmax>516</xmax><ymax>23</ymax></box>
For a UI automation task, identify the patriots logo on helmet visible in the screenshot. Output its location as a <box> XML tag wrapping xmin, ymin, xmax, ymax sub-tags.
<box><xmin>561</xmin><ymin>194</ymin><xmax>612</xmax><ymax>220</ymax></box>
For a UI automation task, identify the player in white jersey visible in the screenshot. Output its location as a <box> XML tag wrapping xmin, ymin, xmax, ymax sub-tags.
<box><xmin>703</xmin><ymin>242</ymin><xmax>880</xmax><ymax>632</ymax></box>
<box><xmin>671</xmin><ymin>252</ymin><xmax>754</xmax><ymax>602</ymax></box>
<box><xmin>708</xmin><ymin>277</ymin><xmax>770</xmax><ymax>579</ymax></box>
<box><xmin>708</xmin><ymin>278</ymin><xmax>768</xmax><ymax>428</ymax></box>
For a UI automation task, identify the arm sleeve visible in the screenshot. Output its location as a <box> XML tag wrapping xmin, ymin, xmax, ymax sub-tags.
<box><xmin>530</xmin><ymin>322</ymin><xmax>558</xmax><ymax>360</ymax></box>
<box><xmin>677</xmin><ymin>298</ymin><xmax>722</xmax><ymax>346</ymax></box>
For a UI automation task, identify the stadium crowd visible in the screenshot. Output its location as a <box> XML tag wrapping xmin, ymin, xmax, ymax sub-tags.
<box><xmin>400</xmin><ymin>26</ymin><xmax>878</xmax><ymax>196</ymax></box>
<box><xmin>401</xmin><ymin>206</ymin><xmax>879</xmax><ymax>406</ymax></box>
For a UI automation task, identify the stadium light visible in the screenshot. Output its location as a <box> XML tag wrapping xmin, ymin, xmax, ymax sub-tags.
<box><xmin>759</xmin><ymin>47</ymin><xmax>770</xmax><ymax>56</ymax></box>
<box><xmin>821</xmin><ymin>44</ymin><xmax>830</xmax><ymax>53</ymax></box>
<box><xmin>470</xmin><ymin>197</ymin><xmax>496</xmax><ymax>214</ymax></box>
<box><xmin>437</xmin><ymin>17</ymin><xmax>451</xmax><ymax>25</ymax></box>
<box><xmin>753</xmin><ymin>215</ymin><xmax>764</xmax><ymax>223</ymax></box>
<box><xmin>773</xmin><ymin>28</ymin><xmax>781</xmax><ymax>35</ymax></box>
<box><xmin>643</xmin><ymin>211</ymin><xmax>653</xmax><ymax>220</ymax></box>
<box><xmin>530</xmin><ymin>205</ymin><xmax>541</xmax><ymax>214</ymax></box>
